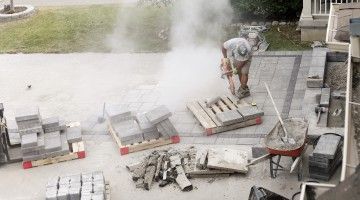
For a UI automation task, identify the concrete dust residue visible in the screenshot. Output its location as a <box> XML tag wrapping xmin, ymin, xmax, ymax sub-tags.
<box><xmin>265</xmin><ymin>118</ymin><xmax>308</xmax><ymax>151</ymax></box>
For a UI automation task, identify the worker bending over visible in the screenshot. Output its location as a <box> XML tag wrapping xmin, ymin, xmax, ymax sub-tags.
<box><xmin>221</xmin><ymin>37</ymin><xmax>252</xmax><ymax>99</ymax></box>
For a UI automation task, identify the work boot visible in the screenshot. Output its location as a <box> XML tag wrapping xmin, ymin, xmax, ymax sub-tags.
<box><xmin>236</xmin><ymin>86</ymin><xmax>250</xmax><ymax>99</ymax></box>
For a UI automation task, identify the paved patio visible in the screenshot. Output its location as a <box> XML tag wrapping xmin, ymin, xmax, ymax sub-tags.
<box><xmin>0</xmin><ymin>51</ymin><xmax>325</xmax><ymax>199</ymax></box>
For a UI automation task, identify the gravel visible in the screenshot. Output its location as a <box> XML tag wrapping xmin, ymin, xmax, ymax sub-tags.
<box><xmin>325</xmin><ymin>61</ymin><xmax>347</xmax><ymax>90</ymax></box>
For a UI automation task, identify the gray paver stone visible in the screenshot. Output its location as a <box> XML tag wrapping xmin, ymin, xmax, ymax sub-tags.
<box><xmin>237</xmin><ymin>106</ymin><xmax>264</xmax><ymax>120</ymax></box>
<box><xmin>313</xmin><ymin>134</ymin><xmax>342</xmax><ymax>159</ymax></box>
<box><xmin>320</xmin><ymin>87</ymin><xmax>330</xmax><ymax>107</ymax></box>
<box><xmin>216</xmin><ymin>110</ymin><xmax>243</xmax><ymax>126</ymax></box>
<box><xmin>15</xmin><ymin>106</ymin><xmax>40</xmax><ymax>122</ymax></box>
<box><xmin>145</xmin><ymin>105</ymin><xmax>172</xmax><ymax>125</ymax></box>
<box><xmin>42</xmin><ymin>117</ymin><xmax>60</xmax><ymax>129</ymax></box>
<box><xmin>136</xmin><ymin>113</ymin><xmax>157</xmax><ymax>133</ymax></box>
<box><xmin>156</xmin><ymin>119</ymin><xmax>178</xmax><ymax>138</ymax></box>
<box><xmin>44</xmin><ymin>131</ymin><xmax>61</xmax><ymax>153</ymax></box>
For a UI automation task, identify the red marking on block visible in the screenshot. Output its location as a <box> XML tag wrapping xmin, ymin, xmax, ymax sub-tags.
<box><xmin>255</xmin><ymin>117</ymin><xmax>262</xmax><ymax>125</ymax></box>
<box><xmin>171</xmin><ymin>135</ymin><xmax>180</xmax><ymax>143</ymax></box>
<box><xmin>77</xmin><ymin>151</ymin><xmax>86</xmax><ymax>159</ymax></box>
<box><xmin>22</xmin><ymin>161</ymin><xmax>33</xmax><ymax>169</ymax></box>
<box><xmin>120</xmin><ymin>147</ymin><xmax>129</xmax><ymax>155</ymax></box>
<box><xmin>205</xmin><ymin>128</ymin><xmax>213</xmax><ymax>136</ymax></box>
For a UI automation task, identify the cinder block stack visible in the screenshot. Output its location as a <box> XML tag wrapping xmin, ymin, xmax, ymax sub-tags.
<box><xmin>107</xmin><ymin>105</ymin><xmax>178</xmax><ymax>145</ymax></box>
<box><xmin>45</xmin><ymin>171</ymin><xmax>106</xmax><ymax>200</ymax></box>
<box><xmin>15</xmin><ymin>106</ymin><xmax>83</xmax><ymax>162</ymax></box>
<box><xmin>309</xmin><ymin>134</ymin><xmax>343</xmax><ymax>181</ymax></box>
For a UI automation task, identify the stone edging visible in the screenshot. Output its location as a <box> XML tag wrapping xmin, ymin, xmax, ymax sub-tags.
<box><xmin>0</xmin><ymin>5</ymin><xmax>36</xmax><ymax>22</ymax></box>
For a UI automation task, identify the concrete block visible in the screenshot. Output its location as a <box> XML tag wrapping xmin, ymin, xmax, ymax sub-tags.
<box><xmin>15</xmin><ymin>106</ymin><xmax>40</xmax><ymax>122</ymax></box>
<box><xmin>6</xmin><ymin>120</ymin><xmax>18</xmax><ymax>133</ymax></box>
<box><xmin>22</xmin><ymin>132</ymin><xmax>45</xmax><ymax>154</ymax></box>
<box><xmin>80</xmin><ymin>193</ymin><xmax>92</xmax><ymax>200</ymax></box>
<box><xmin>44</xmin><ymin>131</ymin><xmax>61</xmax><ymax>153</ymax></box>
<box><xmin>307</xmin><ymin>78</ymin><xmax>324</xmax><ymax>88</ymax></box>
<box><xmin>82</xmin><ymin>182</ymin><xmax>93</xmax><ymax>193</ymax></box>
<box><xmin>69</xmin><ymin>174</ymin><xmax>81</xmax><ymax>184</ymax></box>
<box><xmin>156</xmin><ymin>119</ymin><xmax>178</xmax><ymax>138</ymax></box>
<box><xmin>81</xmin><ymin>172</ymin><xmax>93</xmax><ymax>183</ymax></box>
<box><xmin>237</xmin><ymin>106</ymin><xmax>264</xmax><ymax>121</ymax></box>
<box><xmin>21</xmin><ymin>133</ymin><xmax>38</xmax><ymax>148</ymax></box>
<box><xmin>57</xmin><ymin>186</ymin><xmax>69</xmax><ymax>200</ymax></box>
<box><xmin>17</xmin><ymin>118</ymin><xmax>42</xmax><ymax>130</ymax></box>
<box><xmin>59</xmin><ymin>176</ymin><xmax>71</xmax><ymax>185</ymax></box>
<box><xmin>92</xmin><ymin>171</ymin><xmax>104</xmax><ymax>184</ymax></box>
<box><xmin>320</xmin><ymin>88</ymin><xmax>331</xmax><ymax>107</ymax></box>
<box><xmin>136</xmin><ymin>113</ymin><xmax>157</xmax><ymax>133</ymax></box>
<box><xmin>19</xmin><ymin>125</ymin><xmax>43</xmax><ymax>136</ymax></box>
<box><xmin>45</xmin><ymin>188</ymin><xmax>57</xmax><ymax>200</ymax></box>
<box><xmin>66</xmin><ymin>126</ymin><xmax>82</xmax><ymax>143</ymax></box>
<box><xmin>46</xmin><ymin>176</ymin><xmax>59</xmax><ymax>188</ymax></box>
<box><xmin>145</xmin><ymin>105</ymin><xmax>172</xmax><ymax>125</ymax></box>
<box><xmin>42</xmin><ymin>117</ymin><xmax>59</xmax><ymax>129</ymax></box>
<box><xmin>46</xmin><ymin>133</ymin><xmax>70</xmax><ymax>157</ymax></box>
<box><xmin>216</xmin><ymin>110</ymin><xmax>243</xmax><ymax>126</ymax></box>
<box><xmin>313</xmin><ymin>134</ymin><xmax>342</xmax><ymax>159</ymax></box>
<box><xmin>69</xmin><ymin>187</ymin><xmax>80</xmax><ymax>200</ymax></box>
<box><xmin>93</xmin><ymin>182</ymin><xmax>105</xmax><ymax>193</ymax></box>
<box><xmin>91</xmin><ymin>193</ymin><xmax>104</xmax><ymax>200</ymax></box>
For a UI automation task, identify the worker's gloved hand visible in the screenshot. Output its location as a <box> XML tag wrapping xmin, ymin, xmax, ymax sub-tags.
<box><xmin>221</xmin><ymin>58</ymin><xmax>231</xmax><ymax>72</ymax></box>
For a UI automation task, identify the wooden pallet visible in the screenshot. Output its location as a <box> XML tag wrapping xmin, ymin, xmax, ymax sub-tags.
<box><xmin>107</xmin><ymin>121</ymin><xmax>180</xmax><ymax>155</ymax></box>
<box><xmin>187</xmin><ymin>95</ymin><xmax>262</xmax><ymax>135</ymax></box>
<box><xmin>22</xmin><ymin>141</ymin><xmax>86</xmax><ymax>169</ymax></box>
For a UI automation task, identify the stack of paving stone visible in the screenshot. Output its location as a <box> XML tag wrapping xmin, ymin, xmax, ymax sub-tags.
<box><xmin>46</xmin><ymin>171</ymin><xmax>106</xmax><ymax>200</ymax></box>
<box><xmin>309</xmin><ymin>134</ymin><xmax>343</xmax><ymax>181</ymax></box>
<box><xmin>215</xmin><ymin>106</ymin><xmax>264</xmax><ymax>126</ymax></box>
<box><xmin>15</xmin><ymin>106</ymin><xmax>83</xmax><ymax>161</ymax></box>
<box><xmin>106</xmin><ymin>105</ymin><xmax>178</xmax><ymax>145</ymax></box>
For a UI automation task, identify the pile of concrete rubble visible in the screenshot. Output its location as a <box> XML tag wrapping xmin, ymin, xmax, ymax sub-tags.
<box><xmin>126</xmin><ymin>147</ymin><xmax>249</xmax><ymax>191</ymax></box>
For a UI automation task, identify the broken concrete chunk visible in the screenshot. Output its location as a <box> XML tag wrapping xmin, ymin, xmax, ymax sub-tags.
<box><xmin>207</xmin><ymin>148</ymin><xmax>249</xmax><ymax>173</ymax></box>
<box><xmin>126</xmin><ymin>162</ymin><xmax>142</xmax><ymax>172</ymax></box>
<box><xmin>175</xmin><ymin>173</ymin><xmax>193</xmax><ymax>191</ymax></box>
<box><xmin>170</xmin><ymin>155</ymin><xmax>181</xmax><ymax>168</ymax></box>
<box><xmin>66</xmin><ymin>126</ymin><xmax>82</xmax><ymax>143</ymax></box>
<box><xmin>145</xmin><ymin>105</ymin><xmax>172</xmax><ymax>125</ymax></box>
<box><xmin>132</xmin><ymin>161</ymin><xmax>147</xmax><ymax>181</ymax></box>
<box><xmin>196</xmin><ymin>149</ymin><xmax>208</xmax><ymax>169</ymax></box>
<box><xmin>216</xmin><ymin>110</ymin><xmax>244</xmax><ymax>126</ymax></box>
<box><xmin>15</xmin><ymin>106</ymin><xmax>40</xmax><ymax>122</ymax></box>
<box><xmin>144</xmin><ymin>166</ymin><xmax>156</xmax><ymax>190</ymax></box>
<box><xmin>237</xmin><ymin>106</ymin><xmax>264</xmax><ymax>121</ymax></box>
<box><xmin>21</xmin><ymin>133</ymin><xmax>38</xmax><ymax>148</ymax></box>
<box><xmin>154</xmin><ymin>154</ymin><xmax>164</xmax><ymax>181</ymax></box>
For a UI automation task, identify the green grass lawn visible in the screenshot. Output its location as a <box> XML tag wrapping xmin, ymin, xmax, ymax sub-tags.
<box><xmin>0</xmin><ymin>6</ymin><xmax>119</xmax><ymax>53</ymax></box>
<box><xmin>0</xmin><ymin>5</ymin><xmax>309</xmax><ymax>53</ymax></box>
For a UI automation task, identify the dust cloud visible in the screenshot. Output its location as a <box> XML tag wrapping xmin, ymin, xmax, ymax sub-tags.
<box><xmin>157</xmin><ymin>0</ymin><xmax>234</xmax><ymax>106</ymax></box>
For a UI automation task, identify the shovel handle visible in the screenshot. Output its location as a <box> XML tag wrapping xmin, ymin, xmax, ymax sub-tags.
<box><xmin>264</xmin><ymin>83</ymin><xmax>289</xmax><ymax>138</ymax></box>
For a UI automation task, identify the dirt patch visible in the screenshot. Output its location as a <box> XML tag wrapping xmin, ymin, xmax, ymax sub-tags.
<box><xmin>325</xmin><ymin>61</ymin><xmax>347</xmax><ymax>90</ymax></box>
<box><xmin>265</xmin><ymin>118</ymin><xmax>307</xmax><ymax>151</ymax></box>
<box><xmin>352</xmin><ymin>62</ymin><xmax>360</xmax><ymax>159</ymax></box>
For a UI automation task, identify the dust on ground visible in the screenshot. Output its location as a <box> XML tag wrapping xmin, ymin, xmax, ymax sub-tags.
<box><xmin>265</xmin><ymin>118</ymin><xmax>308</xmax><ymax>151</ymax></box>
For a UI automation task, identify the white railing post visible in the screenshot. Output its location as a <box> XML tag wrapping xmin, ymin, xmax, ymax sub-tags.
<box><xmin>303</xmin><ymin>0</ymin><xmax>313</xmax><ymax>19</ymax></box>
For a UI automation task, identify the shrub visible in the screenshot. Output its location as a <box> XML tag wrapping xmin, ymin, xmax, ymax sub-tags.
<box><xmin>230</xmin><ymin>0</ymin><xmax>302</xmax><ymax>20</ymax></box>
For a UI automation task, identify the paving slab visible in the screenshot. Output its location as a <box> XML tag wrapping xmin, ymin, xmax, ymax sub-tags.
<box><xmin>320</xmin><ymin>87</ymin><xmax>331</xmax><ymax>107</ymax></box>
<box><xmin>215</xmin><ymin>110</ymin><xmax>243</xmax><ymax>126</ymax></box>
<box><xmin>207</xmin><ymin>148</ymin><xmax>248</xmax><ymax>173</ymax></box>
<box><xmin>237</xmin><ymin>106</ymin><xmax>264</xmax><ymax>120</ymax></box>
<box><xmin>313</xmin><ymin>134</ymin><xmax>342</xmax><ymax>159</ymax></box>
<box><xmin>105</xmin><ymin>104</ymin><xmax>134</xmax><ymax>123</ymax></box>
<box><xmin>19</xmin><ymin>125</ymin><xmax>43</xmax><ymax>136</ymax></box>
<box><xmin>145</xmin><ymin>105</ymin><xmax>172</xmax><ymax>125</ymax></box>
<box><xmin>113</xmin><ymin>119</ymin><xmax>143</xmax><ymax>145</ymax></box>
<box><xmin>136</xmin><ymin>113</ymin><xmax>157</xmax><ymax>133</ymax></box>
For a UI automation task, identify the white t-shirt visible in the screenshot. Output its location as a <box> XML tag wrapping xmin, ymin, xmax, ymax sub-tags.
<box><xmin>223</xmin><ymin>38</ymin><xmax>251</xmax><ymax>59</ymax></box>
